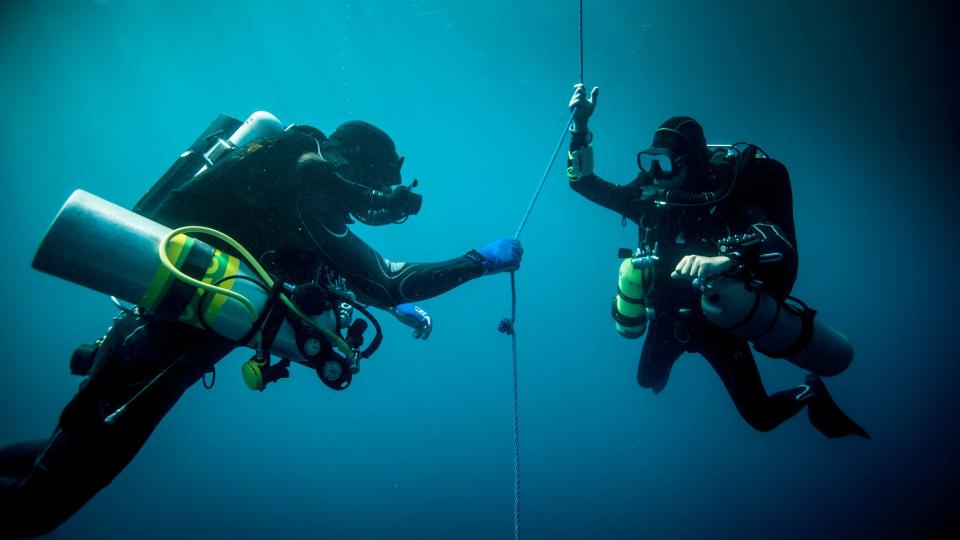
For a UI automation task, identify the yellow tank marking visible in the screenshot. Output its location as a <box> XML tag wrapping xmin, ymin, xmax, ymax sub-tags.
<box><xmin>139</xmin><ymin>234</ymin><xmax>191</xmax><ymax>310</ymax></box>
<box><xmin>203</xmin><ymin>253</ymin><xmax>241</xmax><ymax>325</ymax></box>
<box><xmin>615</xmin><ymin>258</ymin><xmax>653</xmax><ymax>336</ymax></box>
<box><xmin>177</xmin><ymin>249</ymin><xmax>242</xmax><ymax>329</ymax></box>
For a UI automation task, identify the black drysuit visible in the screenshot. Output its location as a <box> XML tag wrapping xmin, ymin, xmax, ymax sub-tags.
<box><xmin>569</xmin><ymin>153</ymin><xmax>810</xmax><ymax>433</ymax></box>
<box><xmin>0</xmin><ymin>131</ymin><xmax>486</xmax><ymax>537</ymax></box>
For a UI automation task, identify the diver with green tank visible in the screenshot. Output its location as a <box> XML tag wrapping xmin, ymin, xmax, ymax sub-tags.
<box><xmin>566</xmin><ymin>83</ymin><xmax>868</xmax><ymax>438</ymax></box>
<box><xmin>0</xmin><ymin>113</ymin><xmax>523</xmax><ymax>537</ymax></box>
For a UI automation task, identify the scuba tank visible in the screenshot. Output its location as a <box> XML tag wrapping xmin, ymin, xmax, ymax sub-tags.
<box><xmin>612</xmin><ymin>245</ymin><xmax>657</xmax><ymax>338</ymax></box>
<box><xmin>34</xmin><ymin>190</ymin><xmax>382</xmax><ymax>392</ymax></box>
<box><xmin>700</xmin><ymin>277</ymin><xmax>853</xmax><ymax>376</ymax></box>
<box><xmin>194</xmin><ymin>111</ymin><xmax>286</xmax><ymax>177</ymax></box>
<box><xmin>135</xmin><ymin>111</ymin><xmax>285</xmax><ymax>219</ymax></box>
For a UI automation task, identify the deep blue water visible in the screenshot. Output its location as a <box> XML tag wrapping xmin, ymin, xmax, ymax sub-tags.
<box><xmin>1</xmin><ymin>1</ymin><xmax>957</xmax><ymax>538</ymax></box>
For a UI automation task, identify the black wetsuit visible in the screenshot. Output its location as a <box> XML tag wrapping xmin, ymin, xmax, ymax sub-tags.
<box><xmin>569</xmin><ymin>152</ymin><xmax>810</xmax><ymax>433</ymax></box>
<box><xmin>0</xmin><ymin>130</ymin><xmax>486</xmax><ymax>537</ymax></box>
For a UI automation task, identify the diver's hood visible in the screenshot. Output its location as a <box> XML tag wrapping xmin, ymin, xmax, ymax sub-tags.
<box><xmin>639</xmin><ymin>116</ymin><xmax>710</xmax><ymax>179</ymax></box>
<box><xmin>328</xmin><ymin>121</ymin><xmax>404</xmax><ymax>191</ymax></box>
<box><xmin>647</xmin><ymin>116</ymin><xmax>707</xmax><ymax>156</ymax></box>
<box><xmin>317</xmin><ymin>129</ymin><xmax>421</xmax><ymax>226</ymax></box>
<box><xmin>639</xmin><ymin>116</ymin><xmax>728</xmax><ymax>205</ymax></box>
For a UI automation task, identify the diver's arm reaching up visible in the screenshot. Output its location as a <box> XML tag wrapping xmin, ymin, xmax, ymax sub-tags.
<box><xmin>566</xmin><ymin>83</ymin><xmax>654</xmax><ymax>222</ymax></box>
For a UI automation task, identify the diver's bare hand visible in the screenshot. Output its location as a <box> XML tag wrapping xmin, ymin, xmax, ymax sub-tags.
<box><xmin>670</xmin><ymin>255</ymin><xmax>734</xmax><ymax>280</ymax></box>
<box><xmin>569</xmin><ymin>83</ymin><xmax>599</xmax><ymax>133</ymax></box>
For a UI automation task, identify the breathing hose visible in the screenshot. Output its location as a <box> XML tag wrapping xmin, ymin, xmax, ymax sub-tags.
<box><xmin>157</xmin><ymin>226</ymin><xmax>356</xmax><ymax>360</ymax></box>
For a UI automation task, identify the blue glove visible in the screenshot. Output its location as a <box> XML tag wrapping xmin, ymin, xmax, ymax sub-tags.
<box><xmin>478</xmin><ymin>238</ymin><xmax>524</xmax><ymax>274</ymax></box>
<box><xmin>391</xmin><ymin>303</ymin><xmax>432</xmax><ymax>340</ymax></box>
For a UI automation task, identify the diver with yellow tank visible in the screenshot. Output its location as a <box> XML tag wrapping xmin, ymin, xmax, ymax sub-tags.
<box><xmin>567</xmin><ymin>84</ymin><xmax>868</xmax><ymax>439</ymax></box>
<box><xmin>0</xmin><ymin>113</ymin><xmax>523</xmax><ymax>537</ymax></box>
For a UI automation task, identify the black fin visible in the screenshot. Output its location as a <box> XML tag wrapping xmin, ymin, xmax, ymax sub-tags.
<box><xmin>805</xmin><ymin>374</ymin><xmax>870</xmax><ymax>439</ymax></box>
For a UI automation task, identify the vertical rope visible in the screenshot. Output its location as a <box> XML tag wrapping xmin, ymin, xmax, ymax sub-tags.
<box><xmin>503</xmin><ymin>3</ymin><xmax>583</xmax><ymax>538</ymax></box>
<box><xmin>579</xmin><ymin>0</ymin><xmax>584</xmax><ymax>84</ymax></box>
<box><xmin>509</xmin><ymin>272</ymin><xmax>520</xmax><ymax>540</ymax></box>
<box><xmin>505</xmin><ymin>101</ymin><xmax>572</xmax><ymax>540</ymax></box>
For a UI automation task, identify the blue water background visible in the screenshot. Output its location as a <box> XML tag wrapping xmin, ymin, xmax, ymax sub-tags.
<box><xmin>1</xmin><ymin>1</ymin><xmax>957</xmax><ymax>538</ymax></box>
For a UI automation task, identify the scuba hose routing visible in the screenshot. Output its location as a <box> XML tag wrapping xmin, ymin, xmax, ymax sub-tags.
<box><xmin>33</xmin><ymin>191</ymin><xmax>384</xmax><ymax>404</ymax></box>
<box><xmin>649</xmin><ymin>142</ymin><xmax>769</xmax><ymax>208</ymax></box>
<box><xmin>155</xmin><ymin>225</ymin><xmax>384</xmax><ymax>391</ymax></box>
<box><xmin>142</xmin><ymin>110</ymin><xmax>389</xmax><ymax>391</ymax></box>
<box><xmin>155</xmin><ymin>225</ymin><xmax>355</xmax><ymax>359</ymax></box>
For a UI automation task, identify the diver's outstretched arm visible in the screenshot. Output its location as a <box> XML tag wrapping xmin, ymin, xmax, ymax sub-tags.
<box><xmin>298</xmin><ymin>209</ymin><xmax>519</xmax><ymax>308</ymax></box>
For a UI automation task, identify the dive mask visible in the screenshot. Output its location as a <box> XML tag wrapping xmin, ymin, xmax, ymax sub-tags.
<box><xmin>637</xmin><ymin>149</ymin><xmax>684</xmax><ymax>179</ymax></box>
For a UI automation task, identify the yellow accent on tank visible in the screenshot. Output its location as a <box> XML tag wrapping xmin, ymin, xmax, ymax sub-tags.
<box><xmin>207</xmin><ymin>252</ymin><xmax>222</xmax><ymax>274</ymax></box>
<box><xmin>202</xmin><ymin>253</ymin><xmax>241</xmax><ymax>325</ymax></box>
<box><xmin>158</xmin><ymin>226</ymin><xmax>356</xmax><ymax>361</ymax></box>
<box><xmin>614</xmin><ymin>258</ymin><xmax>652</xmax><ymax>338</ymax></box>
<box><xmin>177</xmin><ymin>249</ymin><xmax>242</xmax><ymax>328</ymax></box>
<box><xmin>139</xmin><ymin>233</ymin><xmax>191</xmax><ymax>310</ymax></box>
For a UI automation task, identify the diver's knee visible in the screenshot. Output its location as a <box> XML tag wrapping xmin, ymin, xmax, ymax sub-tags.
<box><xmin>734</xmin><ymin>400</ymin><xmax>780</xmax><ymax>432</ymax></box>
<box><xmin>636</xmin><ymin>370</ymin><xmax>656</xmax><ymax>389</ymax></box>
<box><xmin>747</xmin><ymin>419</ymin><xmax>777</xmax><ymax>433</ymax></box>
<box><xmin>742</xmin><ymin>412</ymin><xmax>779</xmax><ymax>433</ymax></box>
<box><xmin>637</xmin><ymin>357</ymin><xmax>672</xmax><ymax>391</ymax></box>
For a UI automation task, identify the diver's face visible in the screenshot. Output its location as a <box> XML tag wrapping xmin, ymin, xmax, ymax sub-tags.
<box><xmin>653</xmin><ymin>162</ymin><xmax>688</xmax><ymax>190</ymax></box>
<box><xmin>353</xmin><ymin>154</ymin><xmax>405</xmax><ymax>193</ymax></box>
<box><xmin>639</xmin><ymin>148</ymin><xmax>688</xmax><ymax>189</ymax></box>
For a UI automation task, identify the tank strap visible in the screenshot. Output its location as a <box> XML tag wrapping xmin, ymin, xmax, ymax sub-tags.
<box><xmin>617</xmin><ymin>286</ymin><xmax>646</xmax><ymax>304</ymax></box>
<box><xmin>611</xmin><ymin>298</ymin><xmax>646</xmax><ymax>326</ymax></box>
<box><xmin>756</xmin><ymin>299</ymin><xmax>818</xmax><ymax>359</ymax></box>
<box><xmin>780</xmin><ymin>302</ymin><xmax>818</xmax><ymax>358</ymax></box>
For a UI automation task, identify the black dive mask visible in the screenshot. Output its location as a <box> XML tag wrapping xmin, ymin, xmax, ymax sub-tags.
<box><xmin>637</xmin><ymin>150</ymin><xmax>687</xmax><ymax>179</ymax></box>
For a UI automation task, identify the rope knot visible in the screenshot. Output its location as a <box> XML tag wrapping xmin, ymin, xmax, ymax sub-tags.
<box><xmin>498</xmin><ymin>318</ymin><xmax>515</xmax><ymax>335</ymax></box>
